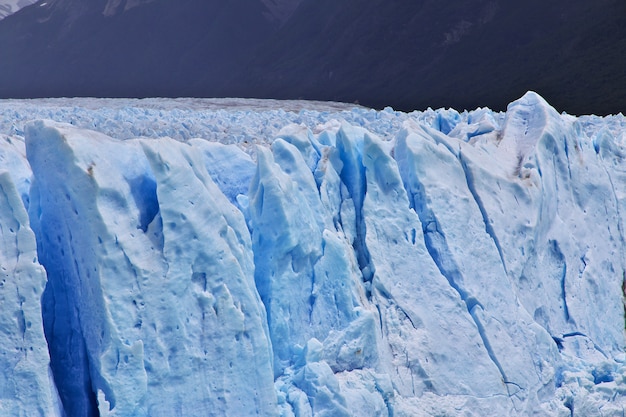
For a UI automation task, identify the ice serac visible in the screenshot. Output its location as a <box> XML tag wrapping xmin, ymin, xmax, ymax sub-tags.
<box><xmin>0</xmin><ymin>170</ymin><xmax>62</xmax><ymax>416</ymax></box>
<box><xmin>395</xmin><ymin>122</ymin><xmax>558</xmax><ymax>411</ymax></box>
<box><xmin>246</xmin><ymin>131</ymin><xmax>374</xmax><ymax>416</ymax></box>
<box><xmin>0</xmin><ymin>135</ymin><xmax>31</xmax><ymax>208</ymax></box>
<box><xmin>26</xmin><ymin>120</ymin><xmax>276</xmax><ymax>416</ymax></box>
<box><xmin>454</xmin><ymin>92</ymin><xmax>624</xmax><ymax>355</ymax></box>
<box><xmin>188</xmin><ymin>139</ymin><xmax>256</xmax><ymax>204</ymax></box>
<box><xmin>339</xmin><ymin>127</ymin><xmax>510</xmax><ymax>407</ymax></box>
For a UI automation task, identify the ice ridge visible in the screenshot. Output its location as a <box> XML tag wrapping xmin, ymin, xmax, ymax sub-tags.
<box><xmin>0</xmin><ymin>92</ymin><xmax>625</xmax><ymax>416</ymax></box>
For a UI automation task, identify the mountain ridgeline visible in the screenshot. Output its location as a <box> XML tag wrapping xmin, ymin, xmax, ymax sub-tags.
<box><xmin>0</xmin><ymin>0</ymin><xmax>624</xmax><ymax>114</ymax></box>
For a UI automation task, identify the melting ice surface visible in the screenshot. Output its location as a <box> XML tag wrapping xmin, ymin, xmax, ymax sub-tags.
<box><xmin>0</xmin><ymin>93</ymin><xmax>625</xmax><ymax>416</ymax></box>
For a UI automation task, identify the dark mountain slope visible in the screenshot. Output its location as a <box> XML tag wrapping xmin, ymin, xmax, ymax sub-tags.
<box><xmin>230</xmin><ymin>0</ymin><xmax>626</xmax><ymax>114</ymax></box>
<box><xmin>0</xmin><ymin>0</ymin><xmax>624</xmax><ymax>114</ymax></box>
<box><xmin>0</xmin><ymin>0</ymin><xmax>278</xmax><ymax>98</ymax></box>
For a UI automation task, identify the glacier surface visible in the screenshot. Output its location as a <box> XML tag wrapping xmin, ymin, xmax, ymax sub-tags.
<box><xmin>0</xmin><ymin>0</ymin><xmax>36</xmax><ymax>20</ymax></box>
<box><xmin>0</xmin><ymin>93</ymin><xmax>625</xmax><ymax>416</ymax></box>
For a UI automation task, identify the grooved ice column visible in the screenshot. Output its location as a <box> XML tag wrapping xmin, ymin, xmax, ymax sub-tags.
<box><xmin>26</xmin><ymin>120</ymin><xmax>277</xmax><ymax>417</ymax></box>
<box><xmin>451</xmin><ymin>93</ymin><xmax>625</xmax><ymax>356</ymax></box>
<box><xmin>337</xmin><ymin>127</ymin><xmax>508</xmax><ymax>399</ymax></box>
<box><xmin>0</xmin><ymin>170</ymin><xmax>62</xmax><ymax>416</ymax></box>
<box><xmin>395</xmin><ymin>123</ymin><xmax>558</xmax><ymax>409</ymax></box>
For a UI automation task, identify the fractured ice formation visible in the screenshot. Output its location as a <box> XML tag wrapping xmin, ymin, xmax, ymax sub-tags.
<box><xmin>0</xmin><ymin>92</ymin><xmax>625</xmax><ymax>416</ymax></box>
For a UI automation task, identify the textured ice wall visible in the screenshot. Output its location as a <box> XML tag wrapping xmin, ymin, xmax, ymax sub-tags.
<box><xmin>0</xmin><ymin>139</ymin><xmax>62</xmax><ymax>415</ymax></box>
<box><xmin>25</xmin><ymin>122</ymin><xmax>276</xmax><ymax>416</ymax></box>
<box><xmin>0</xmin><ymin>93</ymin><xmax>625</xmax><ymax>416</ymax></box>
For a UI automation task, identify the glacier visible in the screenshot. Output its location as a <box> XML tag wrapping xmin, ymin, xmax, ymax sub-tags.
<box><xmin>0</xmin><ymin>92</ymin><xmax>625</xmax><ymax>416</ymax></box>
<box><xmin>0</xmin><ymin>0</ymin><xmax>37</xmax><ymax>20</ymax></box>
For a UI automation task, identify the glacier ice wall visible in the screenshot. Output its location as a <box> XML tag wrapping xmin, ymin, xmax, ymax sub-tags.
<box><xmin>0</xmin><ymin>92</ymin><xmax>625</xmax><ymax>416</ymax></box>
<box><xmin>0</xmin><ymin>156</ymin><xmax>62</xmax><ymax>415</ymax></box>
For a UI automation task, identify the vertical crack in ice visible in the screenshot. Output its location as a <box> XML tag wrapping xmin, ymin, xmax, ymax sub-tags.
<box><xmin>401</xmin><ymin>168</ymin><xmax>513</xmax><ymax>395</ymax></box>
<box><xmin>458</xmin><ymin>153</ymin><xmax>508</xmax><ymax>276</ymax></box>
<box><xmin>373</xmin><ymin>378</ymin><xmax>394</xmax><ymax>417</ymax></box>
<box><xmin>467</xmin><ymin>305</ymin><xmax>511</xmax><ymax>390</ymax></box>
<box><xmin>348</xmin><ymin>163</ymin><xmax>372</xmax><ymax>284</ymax></box>
<box><xmin>560</xmin><ymin>261</ymin><xmax>569</xmax><ymax>322</ymax></box>
<box><xmin>40</xmin><ymin>261</ymin><xmax>101</xmax><ymax>417</ymax></box>
<box><xmin>551</xmin><ymin>154</ymin><xmax>561</xmax><ymax>215</ymax></box>
<box><xmin>336</xmin><ymin>128</ymin><xmax>374</xmax><ymax>286</ymax></box>
<box><xmin>377</xmin><ymin>285</ymin><xmax>419</xmax><ymax>331</ymax></box>
<box><xmin>15</xmin><ymin>287</ymin><xmax>26</xmax><ymax>341</ymax></box>
<box><xmin>562</xmin><ymin>136</ymin><xmax>574</xmax><ymax>182</ymax></box>
<box><xmin>306</xmin><ymin>251</ymin><xmax>317</xmax><ymax>324</ymax></box>
<box><xmin>623</xmin><ymin>273</ymin><xmax>626</xmax><ymax>332</ymax></box>
<box><xmin>551</xmin><ymin>240</ymin><xmax>571</xmax><ymax>323</ymax></box>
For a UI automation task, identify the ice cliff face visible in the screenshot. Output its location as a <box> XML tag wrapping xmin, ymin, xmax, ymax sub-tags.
<box><xmin>0</xmin><ymin>92</ymin><xmax>625</xmax><ymax>416</ymax></box>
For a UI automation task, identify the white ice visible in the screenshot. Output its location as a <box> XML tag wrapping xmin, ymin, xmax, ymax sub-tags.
<box><xmin>0</xmin><ymin>93</ymin><xmax>625</xmax><ymax>416</ymax></box>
